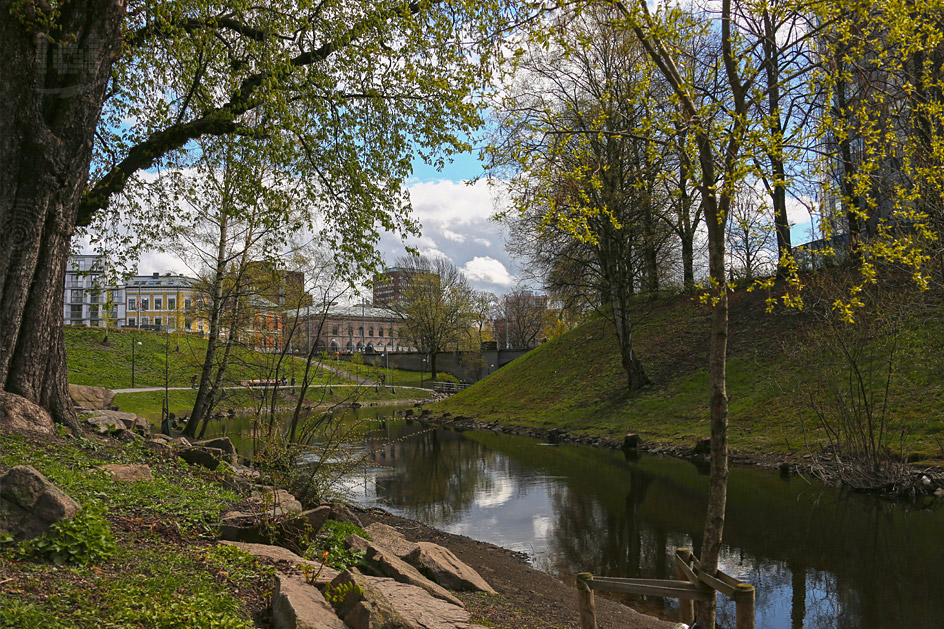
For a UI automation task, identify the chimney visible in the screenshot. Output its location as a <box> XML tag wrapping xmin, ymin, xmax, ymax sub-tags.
<box><xmin>152</xmin><ymin>272</ymin><xmax>159</xmax><ymax>278</ymax></box>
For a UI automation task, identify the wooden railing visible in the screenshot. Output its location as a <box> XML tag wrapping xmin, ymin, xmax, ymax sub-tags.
<box><xmin>575</xmin><ymin>548</ymin><xmax>754</xmax><ymax>629</ymax></box>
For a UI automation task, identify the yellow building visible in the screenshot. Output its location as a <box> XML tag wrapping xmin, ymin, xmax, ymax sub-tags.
<box><xmin>124</xmin><ymin>273</ymin><xmax>207</xmax><ymax>334</ymax></box>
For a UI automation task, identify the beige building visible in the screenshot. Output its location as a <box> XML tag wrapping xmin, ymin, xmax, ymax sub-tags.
<box><xmin>125</xmin><ymin>273</ymin><xmax>206</xmax><ymax>334</ymax></box>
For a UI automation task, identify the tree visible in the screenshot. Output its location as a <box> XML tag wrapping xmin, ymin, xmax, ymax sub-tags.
<box><xmin>0</xmin><ymin>0</ymin><xmax>517</xmax><ymax>427</ymax></box>
<box><xmin>391</xmin><ymin>255</ymin><xmax>472</xmax><ymax>379</ymax></box>
<box><xmin>496</xmin><ymin>289</ymin><xmax>549</xmax><ymax>349</ymax></box>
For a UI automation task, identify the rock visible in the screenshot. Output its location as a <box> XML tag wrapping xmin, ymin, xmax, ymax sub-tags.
<box><xmin>363</xmin><ymin>523</ymin><xmax>419</xmax><ymax>559</ymax></box>
<box><xmin>250</xmin><ymin>486</ymin><xmax>303</xmax><ymax>515</ymax></box>
<box><xmin>96</xmin><ymin>464</ymin><xmax>153</xmax><ymax>482</ymax></box>
<box><xmin>0</xmin><ymin>465</ymin><xmax>81</xmax><ymax>540</ymax></box>
<box><xmin>346</xmin><ymin>535</ymin><xmax>463</xmax><ymax>607</ymax></box>
<box><xmin>300</xmin><ymin>506</ymin><xmax>331</xmax><ymax>533</ymax></box>
<box><xmin>368</xmin><ymin>577</ymin><xmax>488</xmax><ymax>628</ymax></box>
<box><xmin>273</xmin><ymin>572</ymin><xmax>347</xmax><ymax>629</ymax></box>
<box><xmin>218</xmin><ymin>511</ymin><xmax>273</xmax><ymax>544</ymax></box>
<box><xmin>179</xmin><ymin>446</ymin><xmax>227</xmax><ymax>471</ymax></box>
<box><xmin>329</xmin><ymin>568</ymin><xmax>414</xmax><ymax>629</ymax></box>
<box><xmin>0</xmin><ymin>393</ymin><xmax>55</xmax><ymax>435</ymax></box>
<box><xmin>86</xmin><ymin>415</ymin><xmax>123</xmax><ymax>433</ymax></box>
<box><xmin>220</xmin><ymin>541</ymin><xmax>339</xmax><ymax>581</ymax></box>
<box><xmin>144</xmin><ymin>438</ymin><xmax>175</xmax><ymax>457</ymax></box>
<box><xmin>68</xmin><ymin>384</ymin><xmax>116</xmax><ymax>411</ymax></box>
<box><xmin>405</xmin><ymin>542</ymin><xmax>495</xmax><ymax>593</ymax></box>
<box><xmin>168</xmin><ymin>436</ymin><xmax>192</xmax><ymax>448</ymax></box>
<box><xmin>329</xmin><ymin>502</ymin><xmax>362</xmax><ymax>526</ymax></box>
<box><xmin>193</xmin><ymin>437</ymin><xmax>238</xmax><ymax>464</ymax></box>
<box><xmin>935</xmin><ymin>488</ymin><xmax>944</xmax><ymax>498</ymax></box>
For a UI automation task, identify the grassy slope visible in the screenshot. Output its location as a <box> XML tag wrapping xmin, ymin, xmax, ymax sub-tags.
<box><xmin>65</xmin><ymin>327</ymin><xmax>431</xmax><ymax>419</ymax></box>
<box><xmin>64</xmin><ymin>326</ymin><xmax>337</xmax><ymax>390</ymax></box>
<box><xmin>436</xmin><ymin>287</ymin><xmax>944</xmax><ymax>462</ymax></box>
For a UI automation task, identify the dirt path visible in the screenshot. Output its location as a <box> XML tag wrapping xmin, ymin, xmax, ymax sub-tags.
<box><xmin>356</xmin><ymin>507</ymin><xmax>675</xmax><ymax>629</ymax></box>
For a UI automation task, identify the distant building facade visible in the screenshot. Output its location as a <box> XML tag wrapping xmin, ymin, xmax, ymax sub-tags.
<box><xmin>63</xmin><ymin>255</ymin><xmax>126</xmax><ymax>328</ymax></box>
<box><xmin>304</xmin><ymin>303</ymin><xmax>408</xmax><ymax>353</ymax></box>
<box><xmin>124</xmin><ymin>273</ymin><xmax>204</xmax><ymax>333</ymax></box>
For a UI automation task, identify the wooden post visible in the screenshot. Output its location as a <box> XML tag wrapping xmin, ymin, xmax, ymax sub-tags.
<box><xmin>576</xmin><ymin>572</ymin><xmax>597</xmax><ymax>629</ymax></box>
<box><xmin>734</xmin><ymin>583</ymin><xmax>755</xmax><ymax>629</ymax></box>
<box><xmin>675</xmin><ymin>548</ymin><xmax>695</xmax><ymax>625</ymax></box>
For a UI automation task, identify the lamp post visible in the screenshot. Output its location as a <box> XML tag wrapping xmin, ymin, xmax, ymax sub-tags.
<box><xmin>131</xmin><ymin>335</ymin><xmax>143</xmax><ymax>388</ymax></box>
<box><xmin>420</xmin><ymin>356</ymin><xmax>426</xmax><ymax>387</ymax></box>
<box><xmin>162</xmin><ymin>327</ymin><xmax>169</xmax><ymax>425</ymax></box>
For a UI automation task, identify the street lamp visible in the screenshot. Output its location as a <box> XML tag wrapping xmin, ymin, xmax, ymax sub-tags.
<box><xmin>420</xmin><ymin>356</ymin><xmax>426</xmax><ymax>387</ymax></box>
<box><xmin>131</xmin><ymin>335</ymin><xmax>143</xmax><ymax>388</ymax></box>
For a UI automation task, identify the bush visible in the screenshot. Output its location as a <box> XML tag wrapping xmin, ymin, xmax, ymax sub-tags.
<box><xmin>306</xmin><ymin>519</ymin><xmax>370</xmax><ymax>570</ymax></box>
<box><xmin>18</xmin><ymin>507</ymin><xmax>117</xmax><ymax>565</ymax></box>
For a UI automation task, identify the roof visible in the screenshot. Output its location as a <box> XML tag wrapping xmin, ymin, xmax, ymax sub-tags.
<box><xmin>127</xmin><ymin>275</ymin><xmax>195</xmax><ymax>288</ymax></box>
<box><xmin>327</xmin><ymin>303</ymin><xmax>397</xmax><ymax>319</ymax></box>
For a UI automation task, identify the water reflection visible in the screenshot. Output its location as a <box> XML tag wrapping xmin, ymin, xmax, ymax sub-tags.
<box><xmin>348</xmin><ymin>419</ymin><xmax>944</xmax><ymax>628</ymax></box>
<box><xmin>204</xmin><ymin>409</ymin><xmax>944</xmax><ymax>628</ymax></box>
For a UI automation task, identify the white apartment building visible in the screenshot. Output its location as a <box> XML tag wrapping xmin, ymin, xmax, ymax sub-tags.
<box><xmin>63</xmin><ymin>255</ymin><xmax>126</xmax><ymax>327</ymax></box>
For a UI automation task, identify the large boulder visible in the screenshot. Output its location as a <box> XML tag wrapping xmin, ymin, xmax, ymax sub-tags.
<box><xmin>0</xmin><ymin>466</ymin><xmax>81</xmax><ymax>540</ymax></box>
<box><xmin>363</xmin><ymin>523</ymin><xmax>419</xmax><ymax>559</ymax></box>
<box><xmin>273</xmin><ymin>572</ymin><xmax>348</xmax><ymax>629</ymax></box>
<box><xmin>405</xmin><ymin>542</ymin><xmax>496</xmax><ymax>593</ymax></box>
<box><xmin>346</xmin><ymin>535</ymin><xmax>463</xmax><ymax>607</ymax></box>
<box><xmin>68</xmin><ymin>385</ymin><xmax>116</xmax><ymax>411</ymax></box>
<box><xmin>0</xmin><ymin>392</ymin><xmax>54</xmax><ymax>435</ymax></box>
<box><xmin>329</xmin><ymin>568</ymin><xmax>415</xmax><ymax>629</ymax></box>
<box><xmin>250</xmin><ymin>486</ymin><xmax>303</xmax><ymax>516</ymax></box>
<box><xmin>368</xmin><ymin>577</ymin><xmax>488</xmax><ymax>629</ymax></box>
<box><xmin>179</xmin><ymin>446</ymin><xmax>227</xmax><ymax>471</ymax></box>
<box><xmin>193</xmin><ymin>437</ymin><xmax>237</xmax><ymax>464</ymax></box>
<box><xmin>85</xmin><ymin>410</ymin><xmax>149</xmax><ymax>435</ymax></box>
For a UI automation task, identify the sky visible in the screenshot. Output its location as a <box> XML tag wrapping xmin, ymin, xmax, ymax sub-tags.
<box><xmin>133</xmin><ymin>149</ymin><xmax>522</xmax><ymax>296</ymax></box>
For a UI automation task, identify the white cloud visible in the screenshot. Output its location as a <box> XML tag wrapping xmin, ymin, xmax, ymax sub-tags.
<box><xmin>474</xmin><ymin>237</ymin><xmax>492</xmax><ymax>247</ymax></box>
<box><xmin>443</xmin><ymin>229</ymin><xmax>466</xmax><ymax>243</ymax></box>
<box><xmin>407</xmin><ymin>179</ymin><xmax>495</xmax><ymax>229</ymax></box>
<box><xmin>461</xmin><ymin>257</ymin><xmax>514</xmax><ymax>286</ymax></box>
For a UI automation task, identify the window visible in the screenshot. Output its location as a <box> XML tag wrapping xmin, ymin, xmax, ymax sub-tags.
<box><xmin>379</xmin><ymin>327</ymin><xmax>384</xmax><ymax>337</ymax></box>
<box><xmin>128</xmin><ymin>299</ymin><xmax>136</xmax><ymax>311</ymax></box>
<box><xmin>89</xmin><ymin>305</ymin><xmax>99</xmax><ymax>317</ymax></box>
<box><xmin>358</xmin><ymin>326</ymin><xmax>364</xmax><ymax>336</ymax></box>
<box><xmin>70</xmin><ymin>305</ymin><xmax>83</xmax><ymax>318</ymax></box>
<box><xmin>141</xmin><ymin>298</ymin><xmax>149</xmax><ymax>310</ymax></box>
<box><xmin>184</xmin><ymin>298</ymin><xmax>192</xmax><ymax>310</ymax></box>
<box><xmin>168</xmin><ymin>297</ymin><xmax>176</xmax><ymax>310</ymax></box>
<box><xmin>154</xmin><ymin>317</ymin><xmax>162</xmax><ymax>328</ymax></box>
<box><xmin>141</xmin><ymin>317</ymin><xmax>149</xmax><ymax>326</ymax></box>
<box><xmin>185</xmin><ymin>319</ymin><xmax>192</xmax><ymax>331</ymax></box>
<box><xmin>89</xmin><ymin>291</ymin><xmax>100</xmax><ymax>304</ymax></box>
<box><xmin>368</xmin><ymin>327</ymin><xmax>374</xmax><ymax>336</ymax></box>
<box><xmin>154</xmin><ymin>297</ymin><xmax>162</xmax><ymax>310</ymax></box>
<box><xmin>70</xmin><ymin>289</ymin><xmax>83</xmax><ymax>302</ymax></box>
<box><xmin>332</xmin><ymin>325</ymin><xmax>338</xmax><ymax>335</ymax></box>
<box><xmin>127</xmin><ymin>318</ymin><xmax>136</xmax><ymax>327</ymax></box>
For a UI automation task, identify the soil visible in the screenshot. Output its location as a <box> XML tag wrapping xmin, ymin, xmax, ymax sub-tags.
<box><xmin>355</xmin><ymin>506</ymin><xmax>675</xmax><ymax>629</ymax></box>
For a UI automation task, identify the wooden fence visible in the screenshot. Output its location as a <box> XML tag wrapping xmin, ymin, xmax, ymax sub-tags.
<box><xmin>575</xmin><ymin>548</ymin><xmax>754</xmax><ymax>629</ymax></box>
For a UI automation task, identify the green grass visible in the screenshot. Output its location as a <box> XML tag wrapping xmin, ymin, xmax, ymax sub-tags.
<box><xmin>64</xmin><ymin>326</ymin><xmax>335</xmax><ymax>389</ymax></box>
<box><xmin>435</xmin><ymin>288</ymin><xmax>944</xmax><ymax>462</ymax></box>
<box><xmin>113</xmin><ymin>384</ymin><xmax>434</xmax><ymax>422</ymax></box>
<box><xmin>0</xmin><ymin>432</ymin><xmax>271</xmax><ymax>628</ymax></box>
<box><xmin>329</xmin><ymin>355</ymin><xmax>459</xmax><ymax>388</ymax></box>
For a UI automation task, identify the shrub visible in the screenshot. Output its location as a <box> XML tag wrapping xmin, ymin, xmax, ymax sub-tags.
<box><xmin>306</xmin><ymin>519</ymin><xmax>370</xmax><ymax>570</ymax></box>
<box><xmin>18</xmin><ymin>507</ymin><xmax>116</xmax><ymax>565</ymax></box>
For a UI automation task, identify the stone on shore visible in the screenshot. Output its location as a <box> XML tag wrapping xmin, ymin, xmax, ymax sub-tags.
<box><xmin>0</xmin><ymin>393</ymin><xmax>55</xmax><ymax>435</ymax></box>
<box><xmin>0</xmin><ymin>465</ymin><xmax>81</xmax><ymax>540</ymax></box>
<box><xmin>221</xmin><ymin>542</ymin><xmax>339</xmax><ymax>582</ymax></box>
<box><xmin>329</xmin><ymin>568</ymin><xmax>414</xmax><ymax>629</ymax></box>
<box><xmin>406</xmin><ymin>542</ymin><xmax>496</xmax><ymax>594</ymax></box>
<box><xmin>193</xmin><ymin>437</ymin><xmax>238</xmax><ymax>463</ymax></box>
<box><xmin>346</xmin><ymin>534</ymin><xmax>463</xmax><ymax>607</ymax></box>
<box><xmin>273</xmin><ymin>572</ymin><xmax>347</xmax><ymax>629</ymax></box>
<box><xmin>179</xmin><ymin>446</ymin><xmax>229</xmax><ymax>471</ymax></box>
<box><xmin>363</xmin><ymin>523</ymin><xmax>419</xmax><ymax>558</ymax></box>
<box><xmin>368</xmin><ymin>577</ymin><xmax>489</xmax><ymax>629</ymax></box>
<box><xmin>250</xmin><ymin>486</ymin><xmax>303</xmax><ymax>515</ymax></box>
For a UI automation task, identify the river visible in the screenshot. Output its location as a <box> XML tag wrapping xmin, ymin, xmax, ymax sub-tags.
<box><xmin>205</xmin><ymin>405</ymin><xmax>944</xmax><ymax>628</ymax></box>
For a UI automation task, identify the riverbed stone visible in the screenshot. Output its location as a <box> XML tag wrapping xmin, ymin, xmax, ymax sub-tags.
<box><xmin>273</xmin><ymin>572</ymin><xmax>347</xmax><ymax>629</ymax></box>
<box><xmin>0</xmin><ymin>393</ymin><xmax>55</xmax><ymax>435</ymax></box>
<box><xmin>346</xmin><ymin>534</ymin><xmax>463</xmax><ymax>607</ymax></box>
<box><xmin>363</xmin><ymin>523</ymin><xmax>419</xmax><ymax>558</ymax></box>
<box><xmin>96</xmin><ymin>464</ymin><xmax>153</xmax><ymax>482</ymax></box>
<box><xmin>0</xmin><ymin>465</ymin><xmax>81</xmax><ymax>540</ymax></box>
<box><xmin>406</xmin><ymin>542</ymin><xmax>495</xmax><ymax>594</ymax></box>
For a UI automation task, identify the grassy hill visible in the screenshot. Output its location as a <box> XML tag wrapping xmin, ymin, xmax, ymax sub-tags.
<box><xmin>64</xmin><ymin>326</ymin><xmax>334</xmax><ymax>390</ymax></box>
<box><xmin>435</xmin><ymin>283</ymin><xmax>944</xmax><ymax>462</ymax></box>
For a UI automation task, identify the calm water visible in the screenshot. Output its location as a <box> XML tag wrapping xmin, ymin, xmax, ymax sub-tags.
<box><xmin>205</xmin><ymin>407</ymin><xmax>944</xmax><ymax>628</ymax></box>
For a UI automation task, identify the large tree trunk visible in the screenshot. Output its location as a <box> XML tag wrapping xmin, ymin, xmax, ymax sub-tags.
<box><xmin>0</xmin><ymin>1</ymin><xmax>124</xmax><ymax>428</ymax></box>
